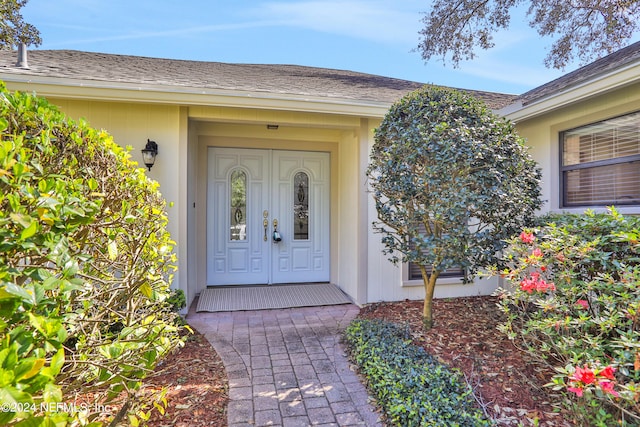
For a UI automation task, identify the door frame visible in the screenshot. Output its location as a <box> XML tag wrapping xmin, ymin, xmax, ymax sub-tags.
<box><xmin>194</xmin><ymin>135</ymin><xmax>339</xmax><ymax>294</ymax></box>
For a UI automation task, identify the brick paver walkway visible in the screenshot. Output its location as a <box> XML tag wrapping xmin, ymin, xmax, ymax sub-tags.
<box><xmin>187</xmin><ymin>304</ymin><xmax>382</xmax><ymax>427</ymax></box>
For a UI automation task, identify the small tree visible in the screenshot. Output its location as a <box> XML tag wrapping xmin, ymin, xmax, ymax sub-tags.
<box><xmin>367</xmin><ymin>86</ymin><xmax>542</xmax><ymax>328</ymax></box>
<box><xmin>0</xmin><ymin>83</ymin><xmax>183</xmax><ymax>426</ymax></box>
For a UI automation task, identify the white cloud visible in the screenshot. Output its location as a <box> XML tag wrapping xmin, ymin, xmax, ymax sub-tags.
<box><xmin>251</xmin><ymin>1</ymin><xmax>422</xmax><ymax>45</ymax></box>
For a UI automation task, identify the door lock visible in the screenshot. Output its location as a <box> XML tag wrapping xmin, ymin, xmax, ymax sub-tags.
<box><xmin>272</xmin><ymin>219</ymin><xmax>282</xmax><ymax>242</ymax></box>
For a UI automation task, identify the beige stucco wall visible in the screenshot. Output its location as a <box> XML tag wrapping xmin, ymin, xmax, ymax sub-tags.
<box><xmin>512</xmin><ymin>82</ymin><xmax>640</xmax><ymax>216</ymax></box>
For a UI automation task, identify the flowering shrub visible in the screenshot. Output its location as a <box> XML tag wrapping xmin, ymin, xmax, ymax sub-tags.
<box><xmin>492</xmin><ymin>209</ymin><xmax>640</xmax><ymax>426</ymax></box>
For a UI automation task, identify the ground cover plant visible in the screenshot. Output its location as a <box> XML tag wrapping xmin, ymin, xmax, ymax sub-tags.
<box><xmin>0</xmin><ymin>83</ymin><xmax>185</xmax><ymax>426</ymax></box>
<box><xmin>344</xmin><ymin>318</ymin><xmax>491</xmax><ymax>426</ymax></box>
<box><xmin>494</xmin><ymin>209</ymin><xmax>640</xmax><ymax>425</ymax></box>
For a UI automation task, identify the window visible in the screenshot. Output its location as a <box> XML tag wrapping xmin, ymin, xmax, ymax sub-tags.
<box><xmin>407</xmin><ymin>223</ymin><xmax>465</xmax><ymax>281</ymax></box>
<box><xmin>229</xmin><ymin>169</ymin><xmax>247</xmax><ymax>240</ymax></box>
<box><xmin>560</xmin><ymin>111</ymin><xmax>640</xmax><ymax>207</ymax></box>
<box><xmin>408</xmin><ymin>262</ymin><xmax>465</xmax><ymax>281</ymax></box>
<box><xmin>293</xmin><ymin>172</ymin><xmax>309</xmax><ymax>240</ymax></box>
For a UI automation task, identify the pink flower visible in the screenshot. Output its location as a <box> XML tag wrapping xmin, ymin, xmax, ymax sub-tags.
<box><xmin>519</xmin><ymin>231</ymin><xmax>535</xmax><ymax>244</ymax></box>
<box><xmin>575</xmin><ymin>299</ymin><xmax>589</xmax><ymax>310</ymax></box>
<box><xmin>599</xmin><ymin>366</ymin><xmax>616</xmax><ymax>380</ymax></box>
<box><xmin>535</xmin><ymin>279</ymin><xmax>555</xmax><ymax>292</ymax></box>
<box><xmin>571</xmin><ymin>366</ymin><xmax>596</xmax><ymax>385</ymax></box>
<box><xmin>599</xmin><ymin>380</ymin><xmax>619</xmax><ymax>397</ymax></box>
<box><xmin>567</xmin><ymin>386</ymin><xmax>584</xmax><ymax>397</ymax></box>
<box><xmin>519</xmin><ymin>271</ymin><xmax>555</xmax><ymax>293</ymax></box>
<box><xmin>532</xmin><ymin>248</ymin><xmax>543</xmax><ymax>258</ymax></box>
<box><xmin>519</xmin><ymin>276</ymin><xmax>536</xmax><ymax>293</ymax></box>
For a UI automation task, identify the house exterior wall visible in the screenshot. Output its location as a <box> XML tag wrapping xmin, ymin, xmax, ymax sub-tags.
<box><xmin>10</xmin><ymin>91</ymin><xmax>506</xmax><ymax>308</ymax></box>
<box><xmin>189</xmin><ymin>107</ymin><xmax>376</xmax><ymax>304</ymax></box>
<box><xmin>512</xmin><ymin>82</ymin><xmax>640</xmax><ymax>216</ymax></box>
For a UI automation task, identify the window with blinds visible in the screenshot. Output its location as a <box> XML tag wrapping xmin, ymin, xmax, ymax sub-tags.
<box><xmin>561</xmin><ymin>111</ymin><xmax>640</xmax><ymax>207</ymax></box>
<box><xmin>407</xmin><ymin>223</ymin><xmax>465</xmax><ymax>281</ymax></box>
<box><xmin>408</xmin><ymin>262</ymin><xmax>465</xmax><ymax>281</ymax></box>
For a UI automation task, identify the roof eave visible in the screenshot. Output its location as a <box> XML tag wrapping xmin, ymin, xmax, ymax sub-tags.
<box><xmin>0</xmin><ymin>74</ymin><xmax>394</xmax><ymax>118</ymax></box>
<box><xmin>499</xmin><ymin>61</ymin><xmax>640</xmax><ymax>122</ymax></box>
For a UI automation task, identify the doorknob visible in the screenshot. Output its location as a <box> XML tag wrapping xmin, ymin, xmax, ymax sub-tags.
<box><xmin>272</xmin><ymin>219</ymin><xmax>282</xmax><ymax>242</ymax></box>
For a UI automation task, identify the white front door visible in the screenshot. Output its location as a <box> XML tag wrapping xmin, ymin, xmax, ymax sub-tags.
<box><xmin>207</xmin><ymin>147</ymin><xmax>330</xmax><ymax>285</ymax></box>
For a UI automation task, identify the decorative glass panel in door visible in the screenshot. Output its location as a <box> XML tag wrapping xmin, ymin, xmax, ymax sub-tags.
<box><xmin>229</xmin><ymin>169</ymin><xmax>247</xmax><ymax>240</ymax></box>
<box><xmin>207</xmin><ymin>148</ymin><xmax>330</xmax><ymax>285</ymax></box>
<box><xmin>293</xmin><ymin>172</ymin><xmax>309</xmax><ymax>240</ymax></box>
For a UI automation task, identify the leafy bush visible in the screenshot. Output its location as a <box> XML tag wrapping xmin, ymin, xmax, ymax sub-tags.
<box><xmin>0</xmin><ymin>83</ymin><xmax>184</xmax><ymax>426</ymax></box>
<box><xmin>493</xmin><ymin>208</ymin><xmax>640</xmax><ymax>426</ymax></box>
<box><xmin>167</xmin><ymin>288</ymin><xmax>186</xmax><ymax>312</ymax></box>
<box><xmin>344</xmin><ymin>319</ymin><xmax>490</xmax><ymax>426</ymax></box>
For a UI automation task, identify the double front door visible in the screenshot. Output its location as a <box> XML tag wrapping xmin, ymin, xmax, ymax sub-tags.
<box><xmin>207</xmin><ymin>148</ymin><xmax>330</xmax><ymax>285</ymax></box>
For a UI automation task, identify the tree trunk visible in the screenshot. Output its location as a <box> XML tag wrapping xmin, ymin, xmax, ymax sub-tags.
<box><xmin>420</xmin><ymin>265</ymin><xmax>439</xmax><ymax>329</ymax></box>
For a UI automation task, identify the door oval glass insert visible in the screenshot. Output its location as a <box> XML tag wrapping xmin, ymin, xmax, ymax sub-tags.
<box><xmin>230</xmin><ymin>169</ymin><xmax>247</xmax><ymax>240</ymax></box>
<box><xmin>294</xmin><ymin>171</ymin><xmax>309</xmax><ymax>240</ymax></box>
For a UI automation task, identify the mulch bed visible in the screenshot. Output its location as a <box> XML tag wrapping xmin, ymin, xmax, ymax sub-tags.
<box><xmin>144</xmin><ymin>329</ymin><xmax>228</xmax><ymax>427</ymax></box>
<box><xmin>141</xmin><ymin>296</ymin><xmax>574</xmax><ymax>426</ymax></box>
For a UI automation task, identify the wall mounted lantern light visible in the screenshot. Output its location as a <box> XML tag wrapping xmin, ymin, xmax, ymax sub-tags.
<box><xmin>141</xmin><ymin>139</ymin><xmax>158</xmax><ymax>171</ymax></box>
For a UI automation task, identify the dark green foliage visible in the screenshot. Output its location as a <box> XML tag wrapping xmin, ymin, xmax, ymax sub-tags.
<box><xmin>0</xmin><ymin>0</ymin><xmax>41</xmax><ymax>49</ymax></box>
<box><xmin>344</xmin><ymin>319</ymin><xmax>491</xmax><ymax>426</ymax></box>
<box><xmin>418</xmin><ymin>0</ymin><xmax>640</xmax><ymax>69</ymax></box>
<box><xmin>367</xmin><ymin>85</ymin><xmax>542</xmax><ymax>327</ymax></box>
<box><xmin>167</xmin><ymin>288</ymin><xmax>187</xmax><ymax>312</ymax></box>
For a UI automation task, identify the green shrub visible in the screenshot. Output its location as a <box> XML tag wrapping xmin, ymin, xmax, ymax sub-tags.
<box><xmin>0</xmin><ymin>83</ymin><xmax>184</xmax><ymax>426</ymax></box>
<box><xmin>167</xmin><ymin>288</ymin><xmax>186</xmax><ymax>312</ymax></box>
<box><xmin>493</xmin><ymin>208</ymin><xmax>640</xmax><ymax>426</ymax></box>
<box><xmin>344</xmin><ymin>319</ymin><xmax>490</xmax><ymax>426</ymax></box>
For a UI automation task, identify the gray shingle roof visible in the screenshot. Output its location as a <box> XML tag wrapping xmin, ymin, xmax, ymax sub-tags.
<box><xmin>517</xmin><ymin>41</ymin><xmax>640</xmax><ymax>105</ymax></box>
<box><xmin>0</xmin><ymin>50</ymin><xmax>515</xmax><ymax>109</ymax></box>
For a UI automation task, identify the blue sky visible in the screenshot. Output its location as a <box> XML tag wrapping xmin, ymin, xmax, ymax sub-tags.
<box><xmin>21</xmin><ymin>0</ymin><xmax>609</xmax><ymax>94</ymax></box>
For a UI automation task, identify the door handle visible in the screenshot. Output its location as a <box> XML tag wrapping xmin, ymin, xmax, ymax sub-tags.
<box><xmin>263</xmin><ymin>210</ymin><xmax>268</xmax><ymax>241</ymax></box>
<box><xmin>272</xmin><ymin>219</ymin><xmax>282</xmax><ymax>242</ymax></box>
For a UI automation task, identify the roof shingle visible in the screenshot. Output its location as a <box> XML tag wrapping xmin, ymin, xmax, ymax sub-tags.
<box><xmin>517</xmin><ymin>41</ymin><xmax>640</xmax><ymax>105</ymax></box>
<box><xmin>0</xmin><ymin>50</ymin><xmax>515</xmax><ymax>109</ymax></box>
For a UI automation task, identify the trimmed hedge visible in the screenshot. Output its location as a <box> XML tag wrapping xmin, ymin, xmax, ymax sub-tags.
<box><xmin>344</xmin><ymin>319</ymin><xmax>490</xmax><ymax>426</ymax></box>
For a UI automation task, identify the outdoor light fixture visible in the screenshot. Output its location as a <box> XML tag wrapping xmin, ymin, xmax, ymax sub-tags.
<box><xmin>141</xmin><ymin>139</ymin><xmax>158</xmax><ymax>171</ymax></box>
